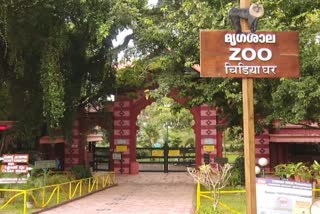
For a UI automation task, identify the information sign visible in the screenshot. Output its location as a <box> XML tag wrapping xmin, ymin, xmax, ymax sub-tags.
<box><xmin>203</xmin><ymin>145</ymin><xmax>215</xmax><ymax>152</ymax></box>
<box><xmin>112</xmin><ymin>152</ymin><xmax>122</xmax><ymax>160</ymax></box>
<box><xmin>0</xmin><ymin>178</ymin><xmax>28</xmax><ymax>184</ymax></box>
<box><xmin>204</xmin><ymin>138</ymin><xmax>215</xmax><ymax>145</ymax></box>
<box><xmin>256</xmin><ymin>178</ymin><xmax>312</xmax><ymax>213</ymax></box>
<box><xmin>1</xmin><ymin>164</ymin><xmax>29</xmax><ymax>173</ymax></box>
<box><xmin>2</xmin><ymin>154</ymin><xmax>29</xmax><ymax>163</ymax></box>
<box><xmin>168</xmin><ymin>150</ymin><xmax>180</xmax><ymax>156</ymax></box>
<box><xmin>200</xmin><ymin>31</ymin><xmax>300</xmax><ymax>78</ymax></box>
<box><xmin>116</xmin><ymin>139</ymin><xmax>127</xmax><ymax>145</ymax></box>
<box><xmin>152</xmin><ymin>150</ymin><xmax>164</xmax><ymax>157</ymax></box>
<box><xmin>116</xmin><ymin>145</ymin><xmax>128</xmax><ymax>152</ymax></box>
<box><xmin>34</xmin><ymin>160</ymin><xmax>57</xmax><ymax>169</ymax></box>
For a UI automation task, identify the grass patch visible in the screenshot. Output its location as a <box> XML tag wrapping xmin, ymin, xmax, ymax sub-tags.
<box><xmin>198</xmin><ymin>187</ymin><xmax>246</xmax><ymax>214</ymax></box>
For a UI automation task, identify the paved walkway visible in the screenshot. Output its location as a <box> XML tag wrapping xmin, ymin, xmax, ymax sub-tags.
<box><xmin>39</xmin><ymin>172</ymin><xmax>196</xmax><ymax>214</ymax></box>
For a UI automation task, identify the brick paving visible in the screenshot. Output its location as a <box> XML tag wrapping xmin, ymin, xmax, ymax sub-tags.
<box><xmin>39</xmin><ymin>172</ymin><xmax>196</xmax><ymax>214</ymax></box>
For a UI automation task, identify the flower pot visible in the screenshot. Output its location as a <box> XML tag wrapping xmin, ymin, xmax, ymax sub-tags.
<box><xmin>294</xmin><ymin>175</ymin><xmax>301</xmax><ymax>182</ymax></box>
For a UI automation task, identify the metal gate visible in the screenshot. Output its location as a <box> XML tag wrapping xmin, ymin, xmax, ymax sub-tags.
<box><xmin>136</xmin><ymin>146</ymin><xmax>195</xmax><ymax>172</ymax></box>
<box><xmin>92</xmin><ymin>147</ymin><xmax>110</xmax><ymax>171</ymax></box>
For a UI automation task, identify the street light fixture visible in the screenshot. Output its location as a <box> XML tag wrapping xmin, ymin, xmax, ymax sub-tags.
<box><xmin>258</xmin><ymin>157</ymin><xmax>268</xmax><ymax>177</ymax></box>
<box><xmin>255</xmin><ymin>166</ymin><xmax>261</xmax><ymax>176</ymax></box>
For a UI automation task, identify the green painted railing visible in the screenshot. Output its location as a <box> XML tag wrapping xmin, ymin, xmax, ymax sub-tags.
<box><xmin>0</xmin><ymin>172</ymin><xmax>116</xmax><ymax>214</ymax></box>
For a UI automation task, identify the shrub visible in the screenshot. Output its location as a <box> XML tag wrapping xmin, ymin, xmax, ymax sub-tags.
<box><xmin>229</xmin><ymin>156</ymin><xmax>245</xmax><ymax>186</ymax></box>
<box><xmin>70</xmin><ymin>165</ymin><xmax>92</xmax><ymax>179</ymax></box>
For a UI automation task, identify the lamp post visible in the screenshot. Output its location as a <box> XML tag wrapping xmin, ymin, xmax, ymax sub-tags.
<box><xmin>164</xmin><ymin>122</ymin><xmax>170</xmax><ymax>173</ymax></box>
<box><xmin>258</xmin><ymin>157</ymin><xmax>268</xmax><ymax>178</ymax></box>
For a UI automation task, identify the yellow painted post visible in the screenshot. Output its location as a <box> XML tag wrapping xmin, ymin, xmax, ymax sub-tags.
<box><xmin>23</xmin><ymin>190</ymin><xmax>27</xmax><ymax>214</ymax></box>
<box><xmin>196</xmin><ymin>181</ymin><xmax>201</xmax><ymax>211</ymax></box>
<box><xmin>240</xmin><ymin>1</ymin><xmax>257</xmax><ymax>213</ymax></box>
<box><xmin>57</xmin><ymin>185</ymin><xmax>60</xmax><ymax>204</ymax></box>
<box><xmin>42</xmin><ymin>187</ymin><xmax>45</xmax><ymax>207</ymax></box>
<box><xmin>69</xmin><ymin>182</ymin><xmax>72</xmax><ymax>199</ymax></box>
<box><xmin>80</xmin><ymin>180</ymin><xmax>82</xmax><ymax>196</ymax></box>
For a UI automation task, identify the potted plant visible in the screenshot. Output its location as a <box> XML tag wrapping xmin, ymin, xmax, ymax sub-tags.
<box><xmin>298</xmin><ymin>165</ymin><xmax>313</xmax><ymax>183</ymax></box>
<box><xmin>289</xmin><ymin>162</ymin><xmax>304</xmax><ymax>181</ymax></box>
<box><xmin>274</xmin><ymin>162</ymin><xmax>304</xmax><ymax>181</ymax></box>
<box><xmin>274</xmin><ymin>164</ymin><xmax>287</xmax><ymax>180</ymax></box>
<box><xmin>311</xmin><ymin>160</ymin><xmax>320</xmax><ymax>184</ymax></box>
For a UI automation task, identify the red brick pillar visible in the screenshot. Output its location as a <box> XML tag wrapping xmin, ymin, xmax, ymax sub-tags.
<box><xmin>255</xmin><ymin>129</ymin><xmax>270</xmax><ymax>172</ymax></box>
<box><xmin>198</xmin><ymin>105</ymin><xmax>219</xmax><ymax>166</ymax></box>
<box><xmin>113</xmin><ymin>98</ymin><xmax>132</xmax><ymax>174</ymax></box>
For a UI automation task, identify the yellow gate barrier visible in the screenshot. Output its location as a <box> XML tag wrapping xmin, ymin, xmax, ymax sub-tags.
<box><xmin>0</xmin><ymin>172</ymin><xmax>116</xmax><ymax>214</ymax></box>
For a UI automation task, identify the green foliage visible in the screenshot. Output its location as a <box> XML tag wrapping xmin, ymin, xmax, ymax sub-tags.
<box><xmin>40</xmin><ymin>44</ymin><xmax>65</xmax><ymax>129</ymax></box>
<box><xmin>119</xmin><ymin>0</ymin><xmax>320</xmax><ymax>130</ymax></box>
<box><xmin>0</xmin><ymin>0</ymin><xmax>319</xmax><ymax>156</ymax></box>
<box><xmin>70</xmin><ymin>165</ymin><xmax>92</xmax><ymax>179</ymax></box>
<box><xmin>229</xmin><ymin>156</ymin><xmax>245</xmax><ymax>186</ymax></box>
<box><xmin>137</xmin><ymin>97</ymin><xmax>194</xmax><ymax>147</ymax></box>
<box><xmin>0</xmin><ymin>0</ymin><xmax>148</xmax><ymax>152</ymax></box>
<box><xmin>223</xmin><ymin>127</ymin><xmax>244</xmax><ymax>153</ymax></box>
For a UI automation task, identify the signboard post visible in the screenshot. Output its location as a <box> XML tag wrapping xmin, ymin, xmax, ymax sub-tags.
<box><xmin>199</xmin><ymin>0</ymin><xmax>299</xmax><ymax>213</ymax></box>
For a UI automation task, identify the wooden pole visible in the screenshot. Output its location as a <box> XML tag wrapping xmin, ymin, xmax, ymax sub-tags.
<box><xmin>240</xmin><ymin>0</ymin><xmax>257</xmax><ymax>213</ymax></box>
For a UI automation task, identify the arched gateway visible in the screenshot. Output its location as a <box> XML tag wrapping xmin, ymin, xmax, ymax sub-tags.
<box><xmin>38</xmin><ymin>90</ymin><xmax>273</xmax><ymax>174</ymax></box>
<box><xmin>37</xmin><ymin>89</ymin><xmax>320</xmax><ymax>174</ymax></box>
<box><xmin>112</xmin><ymin>93</ymin><xmax>222</xmax><ymax>174</ymax></box>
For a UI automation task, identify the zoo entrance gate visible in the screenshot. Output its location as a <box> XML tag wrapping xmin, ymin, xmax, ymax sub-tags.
<box><xmin>136</xmin><ymin>147</ymin><xmax>196</xmax><ymax>172</ymax></box>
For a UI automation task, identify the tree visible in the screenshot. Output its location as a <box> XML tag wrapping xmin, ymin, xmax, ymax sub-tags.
<box><xmin>0</xmin><ymin>0</ymin><xmax>146</xmax><ymax>153</ymax></box>
<box><xmin>118</xmin><ymin>0</ymin><xmax>320</xmax><ymax>130</ymax></box>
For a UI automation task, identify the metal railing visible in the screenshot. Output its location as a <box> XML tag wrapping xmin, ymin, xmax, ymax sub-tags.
<box><xmin>0</xmin><ymin>172</ymin><xmax>116</xmax><ymax>214</ymax></box>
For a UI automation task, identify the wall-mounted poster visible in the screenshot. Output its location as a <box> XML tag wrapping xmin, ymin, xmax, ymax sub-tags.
<box><xmin>169</xmin><ymin>150</ymin><xmax>180</xmax><ymax>157</ymax></box>
<box><xmin>112</xmin><ymin>152</ymin><xmax>122</xmax><ymax>160</ymax></box>
<box><xmin>203</xmin><ymin>145</ymin><xmax>215</xmax><ymax>152</ymax></box>
<box><xmin>204</xmin><ymin>138</ymin><xmax>216</xmax><ymax>145</ymax></box>
<box><xmin>152</xmin><ymin>150</ymin><xmax>164</xmax><ymax>157</ymax></box>
<box><xmin>116</xmin><ymin>145</ymin><xmax>128</xmax><ymax>152</ymax></box>
<box><xmin>116</xmin><ymin>139</ymin><xmax>127</xmax><ymax>145</ymax></box>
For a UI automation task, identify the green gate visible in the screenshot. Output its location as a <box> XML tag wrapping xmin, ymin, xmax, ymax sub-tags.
<box><xmin>136</xmin><ymin>147</ymin><xmax>195</xmax><ymax>172</ymax></box>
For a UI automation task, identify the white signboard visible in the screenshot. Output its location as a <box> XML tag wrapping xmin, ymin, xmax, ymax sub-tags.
<box><xmin>256</xmin><ymin>178</ymin><xmax>312</xmax><ymax>214</ymax></box>
<box><xmin>1</xmin><ymin>164</ymin><xmax>29</xmax><ymax>173</ymax></box>
<box><xmin>34</xmin><ymin>160</ymin><xmax>57</xmax><ymax>169</ymax></box>
<box><xmin>2</xmin><ymin>154</ymin><xmax>29</xmax><ymax>163</ymax></box>
<box><xmin>112</xmin><ymin>152</ymin><xmax>122</xmax><ymax>160</ymax></box>
<box><xmin>0</xmin><ymin>178</ymin><xmax>28</xmax><ymax>184</ymax></box>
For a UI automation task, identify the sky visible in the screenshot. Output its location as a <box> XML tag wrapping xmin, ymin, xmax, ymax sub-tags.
<box><xmin>112</xmin><ymin>0</ymin><xmax>158</xmax><ymax>60</ymax></box>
